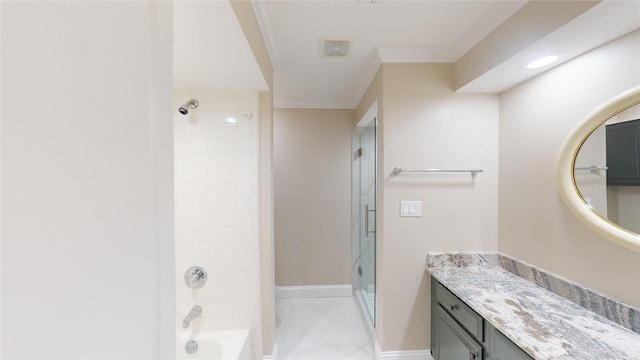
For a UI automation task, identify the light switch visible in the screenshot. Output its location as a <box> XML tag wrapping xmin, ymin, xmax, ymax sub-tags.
<box><xmin>400</xmin><ymin>201</ymin><xmax>422</xmax><ymax>217</ymax></box>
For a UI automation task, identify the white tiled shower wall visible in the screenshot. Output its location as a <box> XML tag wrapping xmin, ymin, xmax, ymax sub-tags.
<box><xmin>174</xmin><ymin>90</ymin><xmax>260</xmax><ymax>333</ymax></box>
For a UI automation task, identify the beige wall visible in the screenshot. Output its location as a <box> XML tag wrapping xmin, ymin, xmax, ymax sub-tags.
<box><xmin>228</xmin><ymin>3</ymin><xmax>275</xmax><ymax>356</ymax></box>
<box><xmin>2</xmin><ymin>2</ymin><xmax>175</xmax><ymax>357</ymax></box>
<box><xmin>378</xmin><ymin>64</ymin><xmax>500</xmax><ymax>351</ymax></box>
<box><xmin>355</xmin><ymin>68</ymin><xmax>383</xmax><ymax>126</ymax></box>
<box><xmin>258</xmin><ymin>91</ymin><xmax>275</xmax><ymax>356</ymax></box>
<box><xmin>274</xmin><ymin>109</ymin><xmax>354</xmax><ymax>286</ymax></box>
<box><xmin>499</xmin><ymin>30</ymin><xmax>640</xmax><ymax>307</ymax></box>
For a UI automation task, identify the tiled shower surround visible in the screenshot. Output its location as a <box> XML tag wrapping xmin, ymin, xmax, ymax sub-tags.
<box><xmin>173</xmin><ymin>90</ymin><xmax>261</xmax><ymax>334</ymax></box>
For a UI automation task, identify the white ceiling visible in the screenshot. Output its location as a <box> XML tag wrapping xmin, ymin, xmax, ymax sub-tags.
<box><xmin>173</xmin><ymin>0</ymin><xmax>268</xmax><ymax>91</ymax></box>
<box><xmin>173</xmin><ymin>0</ymin><xmax>640</xmax><ymax>109</ymax></box>
<box><xmin>255</xmin><ymin>0</ymin><xmax>526</xmax><ymax>108</ymax></box>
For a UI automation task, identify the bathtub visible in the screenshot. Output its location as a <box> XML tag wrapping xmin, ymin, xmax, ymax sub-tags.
<box><xmin>177</xmin><ymin>330</ymin><xmax>253</xmax><ymax>360</ymax></box>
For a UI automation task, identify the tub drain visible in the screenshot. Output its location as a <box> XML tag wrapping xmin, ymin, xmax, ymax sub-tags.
<box><xmin>185</xmin><ymin>340</ymin><xmax>198</xmax><ymax>354</ymax></box>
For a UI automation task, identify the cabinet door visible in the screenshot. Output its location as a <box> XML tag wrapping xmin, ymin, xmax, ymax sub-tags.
<box><xmin>431</xmin><ymin>279</ymin><xmax>439</xmax><ymax>358</ymax></box>
<box><xmin>491</xmin><ymin>329</ymin><xmax>532</xmax><ymax>360</ymax></box>
<box><xmin>435</xmin><ymin>306</ymin><xmax>483</xmax><ymax>360</ymax></box>
<box><xmin>606</xmin><ymin>119</ymin><xmax>640</xmax><ymax>185</ymax></box>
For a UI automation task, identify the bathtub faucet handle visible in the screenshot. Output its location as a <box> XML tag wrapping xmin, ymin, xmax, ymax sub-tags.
<box><xmin>184</xmin><ymin>266</ymin><xmax>207</xmax><ymax>289</ymax></box>
<box><xmin>192</xmin><ymin>269</ymin><xmax>204</xmax><ymax>280</ymax></box>
<box><xmin>184</xmin><ymin>266</ymin><xmax>207</xmax><ymax>288</ymax></box>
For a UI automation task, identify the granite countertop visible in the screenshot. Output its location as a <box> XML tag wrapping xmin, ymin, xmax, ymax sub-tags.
<box><xmin>426</xmin><ymin>253</ymin><xmax>640</xmax><ymax>360</ymax></box>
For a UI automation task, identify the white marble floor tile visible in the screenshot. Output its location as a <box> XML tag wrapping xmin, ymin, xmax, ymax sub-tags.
<box><xmin>275</xmin><ymin>297</ymin><xmax>375</xmax><ymax>360</ymax></box>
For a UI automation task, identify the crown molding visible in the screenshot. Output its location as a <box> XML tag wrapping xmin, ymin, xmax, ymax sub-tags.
<box><xmin>350</xmin><ymin>50</ymin><xmax>383</xmax><ymax>109</ymax></box>
<box><xmin>251</xmin><ymin>0</ymin><xmax>284</xmax><ymax>70</ymax></box>
<box><xmin>377</xmin><ymin>46</ymin><xmax>456</xmax><ymax>63</ymax></box>
<box><xmin>273</xmin><ymin>99</ymin><xmax>355</xmax><ymax>110</ymax></box>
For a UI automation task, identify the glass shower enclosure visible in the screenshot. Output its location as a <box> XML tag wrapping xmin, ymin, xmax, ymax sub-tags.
<box><xmin>352</xmin><ymin>115</ymin><xmax>377</xmax><ymax>326</ymax></box>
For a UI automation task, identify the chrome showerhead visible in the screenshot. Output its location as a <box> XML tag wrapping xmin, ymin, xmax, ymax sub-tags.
<box><xmin>178</xmin><ymin>99</ymin><xmax>199</xmax><ymax>115</ymax></box>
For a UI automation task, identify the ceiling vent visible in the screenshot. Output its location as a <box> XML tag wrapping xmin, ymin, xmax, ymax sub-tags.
<box><xmin>322</xmin><ymin>38</ymin><xmax>352</xmax><ymax>57</ymax></box>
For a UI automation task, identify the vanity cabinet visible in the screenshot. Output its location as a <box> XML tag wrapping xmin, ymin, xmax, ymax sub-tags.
<box><xmin>434</xmin><ymin>306</ymin><xmax>483</xmax><ymax>359</ymax></box>
<box><xmin>489</xmin><ymin>327</ymin><xmax>532</xmax><ymax>360</ymax></box>
<box><xmin>431</xmin><ymin>277</ymin><xmax>532</xmax><ymax>360</ymax></box>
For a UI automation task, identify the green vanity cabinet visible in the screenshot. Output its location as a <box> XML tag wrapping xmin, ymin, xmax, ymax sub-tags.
<box><xmin>434</xmin><ymin>306</ymin><xmax>483</xmax><ymax>359</ymax></box>
<box><xmin>431</xmin><ymin>276</ymin><xmax>533</xmax><ymax>360</ymax></box>
<box><xmin>487</xmin><ymin>327</ymin><xmax>532</xmax><ymax>360</ymax></box>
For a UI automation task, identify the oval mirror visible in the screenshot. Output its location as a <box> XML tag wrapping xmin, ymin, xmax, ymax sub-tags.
<box><xmin>557</xmin><ymin>85</ymin><xmax>640</xmax><ymax>252</ymax></box>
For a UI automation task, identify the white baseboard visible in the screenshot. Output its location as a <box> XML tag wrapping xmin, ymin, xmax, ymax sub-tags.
<box><xmin>275</xmin><ymin>285</ymin><xmax>352</xmax><ymax>298</ymax></box>
<box><xmin>376</xmin><ymin>348</ymin><xmax>433</xmax><ymax>360</ymax></box>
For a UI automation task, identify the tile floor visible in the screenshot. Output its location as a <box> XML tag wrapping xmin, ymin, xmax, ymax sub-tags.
<box><xmin>275</xmin><ymin>297</ymin><xmax>375</xmax><ymax>360</ymax></box>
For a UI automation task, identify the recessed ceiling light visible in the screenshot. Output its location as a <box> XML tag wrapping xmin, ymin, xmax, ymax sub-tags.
<box><xmin>525</xmin><ymin>55</ymin><xmax>560</xmax><ymax>70</ymax></box>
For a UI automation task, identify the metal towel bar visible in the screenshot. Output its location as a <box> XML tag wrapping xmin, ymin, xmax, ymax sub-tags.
<box><xmin>575</xmin><ymin>165</ymin><xmax>608</xmax><ymax>173</ymax></box>
<box><xmin>393</xmin><ymin>167</ymin><xmax>483</xmax><ymax>175</ymax></box>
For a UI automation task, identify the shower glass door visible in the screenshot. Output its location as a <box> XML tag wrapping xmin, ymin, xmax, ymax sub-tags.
<box><xmin>358</xmin><ymin>116</ymin><xmax>377</xmax><ymax>325</ymax></box>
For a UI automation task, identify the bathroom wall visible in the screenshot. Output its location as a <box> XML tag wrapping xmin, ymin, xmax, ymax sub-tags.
<box><xmin>258</xmin><ymin>91</ymin><xmax>275</xmax><ymax>357</ymax></box>
<box><xmin>379</xmin><ymin>63</ymin><xmax>500</xmax><ymax>351</ymax></box>
<box><xmin>173</xmin><ymin>90</ymin><xmax>262</xmax><ymax>347</ymax></box>
<box><xmin>0</xmin><ymin>4</ymin><xmax>3</xmax><ymax>356</ymax></box>
<box><xmin>1</xmin><ymin>2</ymin><xmax>175</xmax><ymax>358</ymax></box>
<box><xmin>273</xmin><ymin>108</ymin><xmax>354</xmax><ymax>286</ymax></box>
<box><xmin>227</xmin><ymin>2</ymin><xmax>276</xmax><ymax>356</ymax></box>
<box><xmin>354</xmin><ymin>63</ymin><xmax>500</xmax><ymax>352</ymax></box>
<box><xmin>499</xmin><ymin>30</ymin><xmax>640</xmax><ymax>307</ymax></box>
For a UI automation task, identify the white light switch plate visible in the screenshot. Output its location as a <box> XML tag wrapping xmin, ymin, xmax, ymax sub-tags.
<box><xmin>400</xmin><ymin>201</ymin><xmax>422</xmax><ymax>217</ymax></box>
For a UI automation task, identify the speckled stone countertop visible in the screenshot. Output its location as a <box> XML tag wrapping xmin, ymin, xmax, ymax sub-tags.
<box><xmin>426</xmin><ymin>253</ymin><xmax>640</xmax><ymax>360</ymax></box>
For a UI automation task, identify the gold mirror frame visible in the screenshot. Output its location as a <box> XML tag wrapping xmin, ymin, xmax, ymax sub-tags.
<box><xmin>557</xmin><ymin>85</ymin><xmax>640</xmax><ymax>252</ymax></box>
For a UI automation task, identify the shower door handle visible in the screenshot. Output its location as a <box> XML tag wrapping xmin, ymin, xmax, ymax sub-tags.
<box><xmin>364</xmin><ymin>204</ymin><xmax>376</xmax><ymax>237</ymax></box>
<box><xmin>365</xmin><ymin>204</ymin><xmax>368</xmax><ymax>237</ymax></box>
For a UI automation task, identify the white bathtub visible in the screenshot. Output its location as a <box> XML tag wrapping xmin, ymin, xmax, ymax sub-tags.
<box><xmin>177</xmin><ymin>330</ymin><xmax>253</xmax><ymax>360</ymax></box>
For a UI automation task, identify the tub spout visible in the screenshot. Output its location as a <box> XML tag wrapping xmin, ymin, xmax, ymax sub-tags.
<box><xmin>182</xmin><ymin>305</ymin><xmax>202</xmax><ymax>329</ymax></box>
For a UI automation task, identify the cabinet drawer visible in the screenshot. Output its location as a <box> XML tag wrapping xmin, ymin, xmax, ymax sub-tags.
<box><xmin>435</xmin><ymin>281</ymin><xmax>483</xmax><ymax>341</ymax></box>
